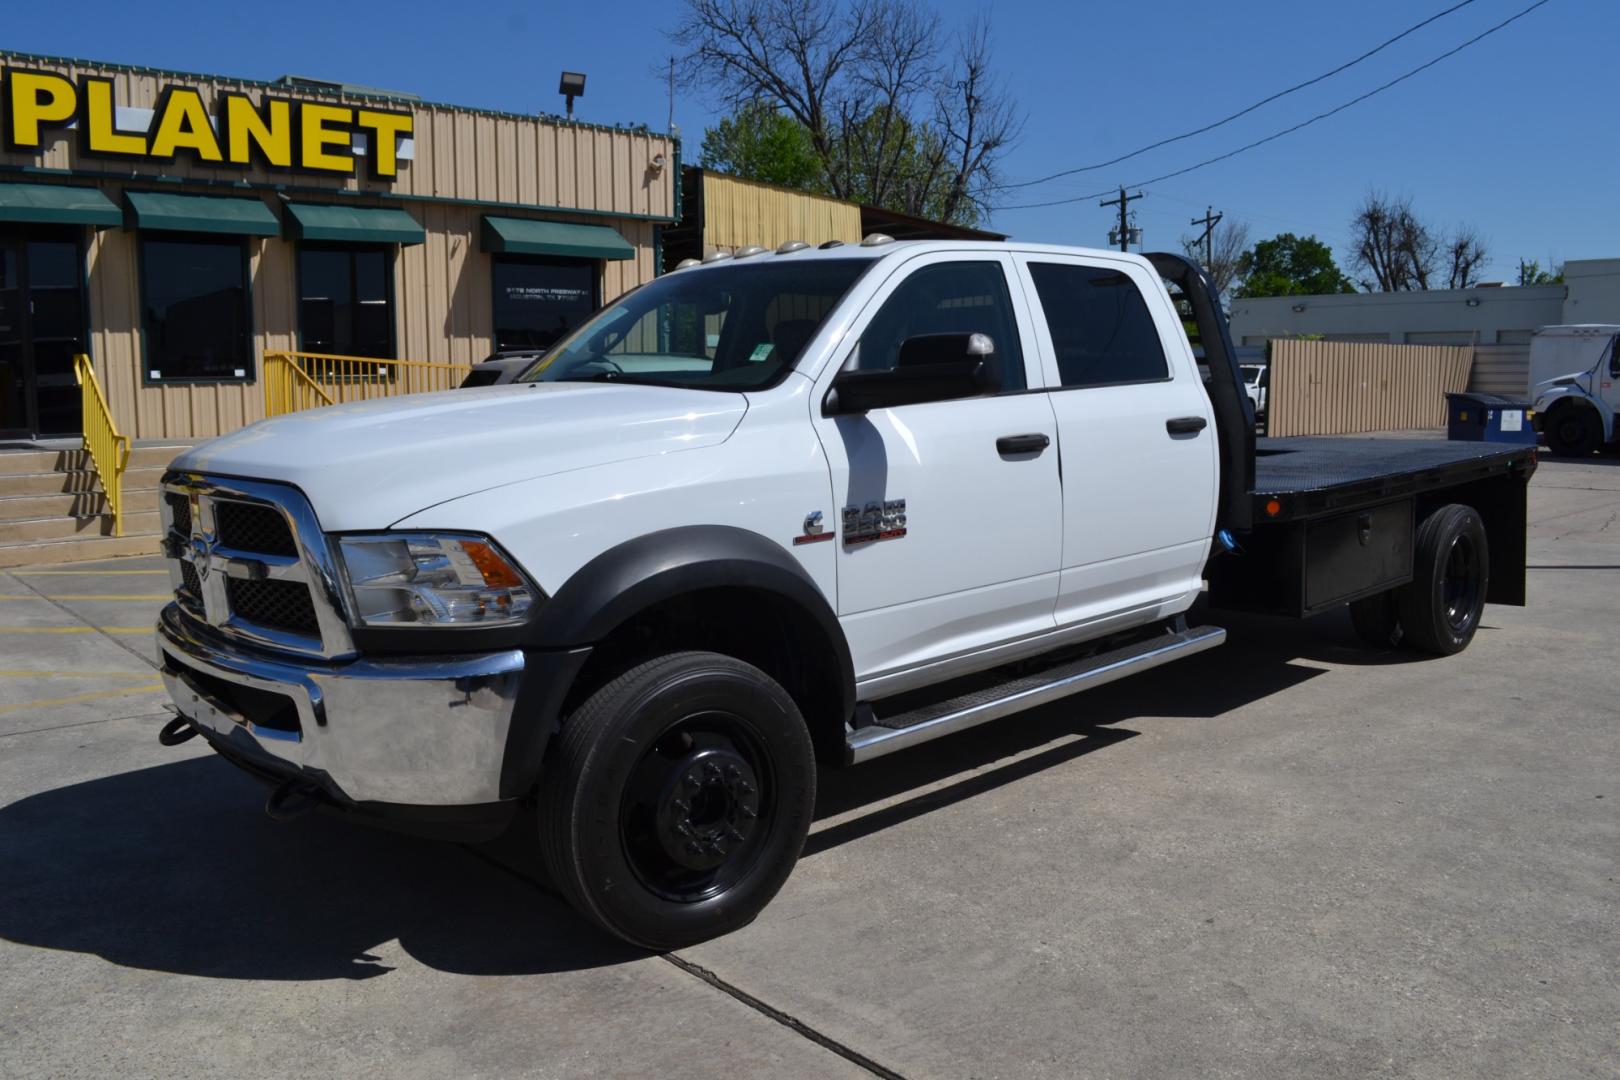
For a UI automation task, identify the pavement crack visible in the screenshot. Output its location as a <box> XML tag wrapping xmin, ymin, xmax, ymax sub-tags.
<box><xmin>659</xmin><ymin>953</ymin><xmax>910</xmax><ymax>1080</ymax></box>
<box><xmin>463</xmin><ymin>847</ymin><xmax>910</xmax><ymax>1080</ymax></box>
<box><xmin>1</xmin><ymin>570</ymin><xmax>160</xmax><ymax>671</ymax></box>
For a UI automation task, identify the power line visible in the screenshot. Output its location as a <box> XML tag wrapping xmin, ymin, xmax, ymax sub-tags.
<box><xmin>993</xmin><ymin>0</ymin><xmax>1554</xmax><ymax>212</ymax></box>
<box><xmin>996</xmin><ymin>0</ymin><xmax>1482</xmax><ymax>192</ymax></box>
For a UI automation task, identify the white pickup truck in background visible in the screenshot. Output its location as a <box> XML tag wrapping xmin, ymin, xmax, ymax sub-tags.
<box><xmin>155</xmin><ymin>238</ymin><xmax>1535</xmax><ymax>949</ymax></box>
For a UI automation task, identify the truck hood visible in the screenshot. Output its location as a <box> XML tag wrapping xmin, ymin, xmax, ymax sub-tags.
<box><xmin>171</xmin><ymin>382</ymin><xmax>748</xmax><ymax>529</ymax></box>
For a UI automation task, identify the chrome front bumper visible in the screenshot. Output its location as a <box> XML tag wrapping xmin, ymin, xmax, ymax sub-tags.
<box><xmin>156</xmin><ymin>603</ymin><xmax>525</xmax><ymax>806</ymax></box>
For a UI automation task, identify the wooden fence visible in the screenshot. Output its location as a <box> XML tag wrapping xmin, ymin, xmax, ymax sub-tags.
<box><xmin>1267</xmin><ymin>339</ymin><xmax>1474</xmax><ymax>437</ymax></box>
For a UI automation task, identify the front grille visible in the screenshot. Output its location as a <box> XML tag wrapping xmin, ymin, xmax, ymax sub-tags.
<box><xmin>178</xmin><ymin>561</ymin><xmax>203</xmax><ymax>611</ymax></box>
<box><xmin>165</xmin><ymin>492</ymin><xmax>192</xmax><ymax>536</ymax></box>
<box><xmin>215</xmin><ymin>500</ymin><xmax>298</xmax><ymax>557</ymax></box>
<box><xmin>226</xmin><ymin>577</ymin><xmax>319</xmax><ymax>635</ymax></box>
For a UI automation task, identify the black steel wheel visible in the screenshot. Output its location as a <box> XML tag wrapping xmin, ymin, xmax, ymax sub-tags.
<box><xmin>1544</xmin><ymin>405</ymin><xmax>1600</xmax><ymax>457</ymax></box>
<box><xmin>1397</xmin><ymin>504</ymin><xmax>1490</xmax><ymax>656</ymax></box>
<box><xmin>539</xmin><ymin>651</ymin><xmax>814</xmax><ymax>950</ymax></box>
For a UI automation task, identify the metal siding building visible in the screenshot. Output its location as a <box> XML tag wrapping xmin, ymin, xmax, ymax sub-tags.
<box><xmin>0</xmin><ymin>52</ymin><xmax>676</xmax><ymax>441</ymax></box>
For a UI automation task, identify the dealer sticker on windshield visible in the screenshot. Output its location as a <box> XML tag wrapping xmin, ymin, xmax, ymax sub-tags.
<box><xmin>748</xmin><ymin>343</ymin><xmax>775</xmax><ymax>363</ymax></box>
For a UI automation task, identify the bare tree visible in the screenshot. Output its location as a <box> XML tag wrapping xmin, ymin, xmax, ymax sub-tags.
<box><xmin>1445</xmin><ymin>226</ymin><xmax>1489</xmax><ymax>289</ymax></box>
<box><xmin>1180</xmin><ymin>218</ymin><xmax>1251</xmax><ymax>299</ymax></box>
<box><xmin>1350</xmin><ymin>191</ymin><xmax>1488</xmax><ymax>291</ymax></box>
<box><xmin>1350</xmin><ymin>191</ymin><xmax>1433</xmax><ymax>291</ymax></box>
<box><xmin>669</xmin><ymin>0</ymin><xmax>1020</xmax><ymax>224</ymax></box>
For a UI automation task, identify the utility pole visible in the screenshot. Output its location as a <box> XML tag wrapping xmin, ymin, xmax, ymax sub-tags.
<box><xmin>1101</xmin><ymin>186</ymin><xmax>1144</xmax><ymax>252</ymax></box>
<box><xmin>1190</xmin><ymin>205</ymin><xmax>1223</xmax><ymax>267</ymax></box>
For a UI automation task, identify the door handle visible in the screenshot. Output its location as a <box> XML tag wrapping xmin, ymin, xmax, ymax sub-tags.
<box><xmin>996</xmin><ymin>433</ymin><xmax>1050</xmax><ymax>455</ymax></box>
<box><xmin>1165</xmin><ymin>416</ymin><xmax>1208</xmax><ymax>435</ymax></box>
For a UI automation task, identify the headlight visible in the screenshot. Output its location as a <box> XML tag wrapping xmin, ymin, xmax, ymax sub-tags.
<box><xmin>337</xmin><ymin>534</ymin><xmax>536</xmax><ymax>627</ymax></box>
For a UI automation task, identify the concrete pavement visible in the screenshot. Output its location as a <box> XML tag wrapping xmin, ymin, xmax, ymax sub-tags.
<box><xmin>1</xmin><ymin>454</ymin><xmax>1616</xmax><ymax>1078</ymax></box>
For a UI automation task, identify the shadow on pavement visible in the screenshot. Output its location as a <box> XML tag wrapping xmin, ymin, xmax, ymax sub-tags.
<box><xmin>0</xmin><ymin>600</ymin><xmax>1400</xmax><ymax>980</ymax></box>
<box><xmin>0</xmin><ymin>756</ymin><xmax>642</xmax><ymax>981</ymax></box>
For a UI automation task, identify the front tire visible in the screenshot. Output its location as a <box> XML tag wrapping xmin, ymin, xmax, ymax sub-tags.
<box><xmin>539</xmin><ymin>651</ymin><xmax>815</xmax><ymax>950</ymax></box>
<box><xmin>1397</xmin><ymin>505</ymin><xmax>1490</xmax><ymax>656</ymax></box>
<box><xmin>1545</xmin><ymin>404</ymin><xmax>1601</xmax><ymax>457</ymax></box>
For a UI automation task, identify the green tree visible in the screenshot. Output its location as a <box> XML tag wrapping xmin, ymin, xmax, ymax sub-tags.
<box><xmin>1235</xmin><ymin>233</ymin><xmax>1356</xmax><ymax>298</ymax></box>
<box><xmin>1516</xmin><ymin>259</ymin><xmax>1564</xmax><ymax>286</ymax></box>
<box><xmin>699</xmin><ymin>101</ymin><xmax>827</xmax><ymax>191</ymax></box>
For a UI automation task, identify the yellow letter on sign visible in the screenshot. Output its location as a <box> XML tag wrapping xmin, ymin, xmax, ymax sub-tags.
<box><xmin>4</xmin><ymin>69</ymin><xmax>77</xmax><ymax>149</ymax></box>
<box><xmin>82</xmin><ymin>78</ymin><xmax>147</xmax><ymax>156</ymax></box>
<box><xmin>355</xmin><ymin>109</ymin><xmax>412</xmax><ymax>179</ymax></box>
<box><xmin>299</xmin><ymin>103</ymin><xmax>354</xmax><ymax>173</ymax></box>
<box><xmin>223</xmin><ymin>94</ymin><xmax>293</xmax><ymax>169</ymax></box>
<box><xmin>149</xmin><ymin>87</ymin><xmax>223</xmax><ymax>162</ymax></box>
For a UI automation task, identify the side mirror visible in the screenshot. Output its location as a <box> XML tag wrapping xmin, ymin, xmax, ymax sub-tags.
<box><xmin>826</xmin><ymin>332</ymin><xmax>1001</xmax><ymax>415</ymax></box>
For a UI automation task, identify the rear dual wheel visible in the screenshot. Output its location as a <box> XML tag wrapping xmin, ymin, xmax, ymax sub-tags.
<box><xmin>1349</xmin><ymin>504</ymin><xmax>1489</xmax><ymax>657</ymax></box>
<box><xmin>539</xmin><ymin>651</ymin><xmax>815</xmax><ymax>951</ymax></box>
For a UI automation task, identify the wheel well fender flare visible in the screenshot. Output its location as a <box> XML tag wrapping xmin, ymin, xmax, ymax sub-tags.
<box><xmin>527</xmin><ymin>525</ymin><xmax>856</xmax><ymax>719</ymax></box>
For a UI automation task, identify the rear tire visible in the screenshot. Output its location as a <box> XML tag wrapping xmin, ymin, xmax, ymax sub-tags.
<box><xmin>1348</xmin><ymin>590</ymin><xmax>1403</xmax><ymax>649</ymax></box>
<box><xmin>539</xmin><ymin>651</ymin><xmax>815</xmax><ymax>951</ymax></box>
<box><xmin>1544</xmin><ymin>405</ymin><xmax>1601</xmax><ymax>457</ymax></box>
<box><xmin>1397</xmin><ymin>504</ymin><xmax>1489</xmax><ymax>656</ymax></box>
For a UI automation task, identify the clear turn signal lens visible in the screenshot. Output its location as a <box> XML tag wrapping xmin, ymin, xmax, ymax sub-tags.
<box><xmin>337</xmin><ymin>534</ymin><xmax>536</xmax><ymax>627</ymax></box>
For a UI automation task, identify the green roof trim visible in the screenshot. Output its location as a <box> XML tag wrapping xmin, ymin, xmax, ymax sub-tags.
<box><xmin>481</xmin><ymin>216</ymin><xmax>635</xmax><ymax>260</ymax></box>
<box><xmin>0</xmin><ymin>182</ymin><xmax>120</xmax><ymax>226</ymax></box>
<box><xmin>125</xmin><ymin>191</ymin><xmax>280</xmax><ymax>236</ymax></box>
<box><xmin>285</xmin><ymin>203</ymin><xmax>425</xmax><ymax>245</ymax></box>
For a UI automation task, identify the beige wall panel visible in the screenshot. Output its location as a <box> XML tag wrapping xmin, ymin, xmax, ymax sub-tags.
<box><xmin>701</xmin><ymin>173</ymin><xmax>861</xmax><ymax>251</ymax></box>
<box><xmin>0</xmin><ymin>54</ymin><xmax>674</xmax><ymax>217</ymax></box>
<box><xmin>1268</xmin><ymin>340</ymin><xmax>1474</xmax><ymax>437</ymax></box>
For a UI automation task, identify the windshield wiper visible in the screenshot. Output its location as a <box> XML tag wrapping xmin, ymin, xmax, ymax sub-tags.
<box><xmin>550</xmin><ymin>371</ymin><xmax>685</xmax><ymax>389</ymax></box>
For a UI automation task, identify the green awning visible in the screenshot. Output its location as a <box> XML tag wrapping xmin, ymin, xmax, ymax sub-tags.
<box><xmin>125</xmin><ymin>191</ymin><xmax>280</xmax><ymax>236</ymax></box>
<box><xmin>0</xmin><ymin>182</ymin><xmax>121</xmax><ymax>227</ymax></box>
<box><xmin>285</xmin><ymin>203</ymin><xmax>425</xmax><ymax>245</ymax></box>
<box><xmin>481</xmin><ymin>216</ymin><xmax>634</xmax><ymax>260</ymax></box>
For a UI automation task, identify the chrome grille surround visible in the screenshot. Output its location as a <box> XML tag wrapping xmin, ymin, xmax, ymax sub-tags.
<box><xmin>160</xmin><ymin>474</ymin><xmax>355</xmax><ymax>659</ymax></box>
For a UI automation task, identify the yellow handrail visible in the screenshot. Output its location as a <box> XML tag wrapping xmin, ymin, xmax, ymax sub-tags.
<box><xmin>263</xmin><ymin>350</ymin><xmax>474</xmax><ymax>418</ymax></box>
<box><xmin>73</xmin><ymin>354</ymin><xmax>130</xmax><ymax>538</ymax></box>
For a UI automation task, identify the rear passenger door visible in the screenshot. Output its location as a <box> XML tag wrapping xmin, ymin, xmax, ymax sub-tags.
<box><xmin>1013</xmin><ymin>254</ymin><xmax>1218</xmax><ymax>631</ymax></box>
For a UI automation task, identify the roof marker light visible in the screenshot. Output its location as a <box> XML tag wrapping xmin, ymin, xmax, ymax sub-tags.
<box><xmin>861</xmin><ymin>232</ymin><xmax>895</xmax><ymax>246</ymax></box>
<box><xmin>777</xmin><ymin>240</ymin><xmax>810</xmax><ymax>254</ymax></box>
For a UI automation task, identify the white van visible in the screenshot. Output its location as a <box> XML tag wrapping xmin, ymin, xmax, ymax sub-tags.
<box><xmin>1530</xmin><ymin>324</ymin><xmax>1620</xmax><ymax>455</ymax></box>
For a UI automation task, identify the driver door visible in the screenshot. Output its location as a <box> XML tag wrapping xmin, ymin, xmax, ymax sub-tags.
<box><xmin>811</xmin><ymin>252</ymin><xmax>1062</xmax><ymax>686</ymax></box>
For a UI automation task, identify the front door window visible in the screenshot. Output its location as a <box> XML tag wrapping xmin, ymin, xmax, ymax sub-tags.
<box><xmin>0</xmin><ymin>230</ymin><xmax>88</xmax><ymax>438</ymax></box>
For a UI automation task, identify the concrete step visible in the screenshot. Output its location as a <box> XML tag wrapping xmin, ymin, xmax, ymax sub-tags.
<box><xmin>0</xmin><ymin>491</ymin><xmax>109</xmax><ymax>522</ymax></box>
<box><xmin>0</xmin><ymin>509</ymin><xmax>161</xmax><ymax>544</ymax></box>
<box><xmin>0</xmin><ymin>445</ymin><xmax>185</xmax><ymax>476</ymax></box>
<box><xmin>0</xmin><ymin>532</ymin><xmax>163</xmax><ymax>569</ymax></box>
<box><xmin>0</xmin><ymin>465</ymin><xmax>165</xmax><ymax>497</ymax></box>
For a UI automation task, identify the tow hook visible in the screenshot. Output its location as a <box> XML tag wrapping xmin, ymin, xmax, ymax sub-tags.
<box><xmin>264</xmin><ymin>779</ymin><xmax>325</xmax><ymax>823</ymax></box>
<box><xmin>158</xmin><ymin>714</ymin><xmax>199</xmax><ymax>746</ymax></box>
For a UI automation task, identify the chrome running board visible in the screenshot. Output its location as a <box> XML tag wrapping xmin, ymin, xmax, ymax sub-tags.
<box><xmin>845</xmin><ymin>624</ymin><xmax>1226</xmax><ymax>764</ymax></box>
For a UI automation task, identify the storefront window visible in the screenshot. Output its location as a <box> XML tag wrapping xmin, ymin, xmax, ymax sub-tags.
<box><xmin>492</xmin><ymin>257</ymin><xmax>598</xmax><ymax>351</ymax></box>
<box><xmin>140</xmin><ymin>236</ymin><xmax>251</xmax><ymax>383</ymax></box>
<box><xmin>299</xmin><ymin>246</ymin><xmax>394</xmax><ymax>358</ymax></box>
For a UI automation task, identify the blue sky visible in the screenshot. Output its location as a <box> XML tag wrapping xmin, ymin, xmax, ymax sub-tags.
<box><xmin>6</xmin><ymin>0</ymin><xmax>1615</xmax><ymax>282</ymax></box>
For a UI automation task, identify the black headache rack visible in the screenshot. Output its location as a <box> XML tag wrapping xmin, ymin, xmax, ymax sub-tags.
<box><xmin>1150</xmin><ymin>251</ymin><xmax>1537</xmax><ymax>621</ymax></box>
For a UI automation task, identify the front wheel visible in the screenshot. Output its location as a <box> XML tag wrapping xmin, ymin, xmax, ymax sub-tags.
<box><xmin>1397</xmin><ymin>504</ymin><xmax>1490</xmax><ymax>656</ymax></box>
<box><xmin>1544</xmin><ymin>405</ymin><xmax>1601</xmax><ymax>457</ymax></box>
<box><xmin>539</xmin><ymin>651</ymin><xmax>815</xmax><ymax>950</ymax></box>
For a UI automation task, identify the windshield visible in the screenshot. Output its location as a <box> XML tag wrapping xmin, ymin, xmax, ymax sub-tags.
<box><xmin>520</xmin><ymin>258</ymin><xmax>871</xmax><ymax>391</ymax></box>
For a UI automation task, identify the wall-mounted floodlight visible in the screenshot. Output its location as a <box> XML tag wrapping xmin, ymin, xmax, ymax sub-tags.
<box><xmin>559</xmin><ymin>72</ymin><xmax>587</xmax><ymax>118</ymax></box>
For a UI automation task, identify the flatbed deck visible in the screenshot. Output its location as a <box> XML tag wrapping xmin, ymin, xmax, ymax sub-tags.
<box><xmin>1251</xmin><ymin>437</ymin><xmax>1536</xmax><ymax>522</ymax></box>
